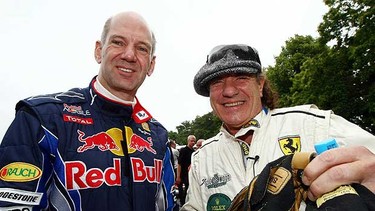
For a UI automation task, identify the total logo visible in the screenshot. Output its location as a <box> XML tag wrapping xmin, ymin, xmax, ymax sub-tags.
<box><xmin>65</xmin><ymin>158</ymin><xmax>162</xmax><ymax>190</ymax></box>
<box><xmin>76</xmin><ymin>126</ymin><xmax>156</xmax><ymax>156</ymax></box>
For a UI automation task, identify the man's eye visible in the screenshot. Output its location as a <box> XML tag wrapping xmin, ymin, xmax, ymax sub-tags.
<box><xmin>210</xmin><ymin>80</ymin><xmax>223</xmax><ymax>86</ymax></box>
<box><xmin>112</xmin><ymin>40</ymin><xmax>124</xmax><ymax>46</ymax></box>
<box><xmin>138</xmin><ymin>46</ymin><xmax>150</xmax><ymax>53</ymax></box>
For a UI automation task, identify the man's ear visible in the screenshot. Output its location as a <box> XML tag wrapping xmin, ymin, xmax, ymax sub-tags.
<box><xmin>94</xmin><ymin>41</ymin><xmax>102</xmax><ymax>64</ymax></box>
<box><xmin>147</xmin><ymin>56</ymin><xmax>156</xmax><ymax>76</ymax></box>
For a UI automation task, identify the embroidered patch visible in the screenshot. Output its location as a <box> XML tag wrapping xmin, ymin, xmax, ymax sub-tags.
<box><xmin>141</xmin><ymin>122</ymin><xmax>150</xmax><ymax>132</ymax></box>
<box><xmin>242</xmin><ymin>119</ymin><xmax>260</xmax><ymax>128</ymax></box>
<box><xmin>63</xmin><ymin>114</ymin><xmax>93</xmax><ymax>125</ymax></box>
<box><xmin>207</xmin><ymin>193</ymin><xmax>231</xmax><ymax>211</ymax></box>
<box><xmin>316</xmin><ymin>185</ymin><xmax>358</xmax><ymax>208</ymax></box>
<box><xmin>63</xmin><ymin>103</ymin><xmax>91</xmax><ymax>116</ymax></box>
<box><xmin>0</xmin><ymin>188</ymin><xmax>43</xmax><ymax>205</ymax></box>
<box><xmin>278</xmin><ymin>135</ymin><xmax>301</xmax><ymax>155</ymax></box>
<box><xmin>202</xmin><ymin>173</ymin><xmax>231</xmax><ymax>189</ymax></box>
<box><xmin>0</xmin><ymin>162</ymin><xmax>42</xmax><ymax>182</ymax></box>
<box><xmin>267</xmin><ymin>167</ymin><xmax>291</xmax><ymax>194</ymax></box>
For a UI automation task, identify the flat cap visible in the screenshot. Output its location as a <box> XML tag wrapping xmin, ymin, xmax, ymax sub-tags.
<box><xmin>193</xmin><ymin>44</ymin><xmax>262</xmax><ymax>97</ymax></box>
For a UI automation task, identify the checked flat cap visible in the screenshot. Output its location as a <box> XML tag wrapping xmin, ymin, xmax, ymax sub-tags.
<box><xmin>194</xmin><ymin>44</ymin><xmax>262</xmax><ymax>97</ymax></box>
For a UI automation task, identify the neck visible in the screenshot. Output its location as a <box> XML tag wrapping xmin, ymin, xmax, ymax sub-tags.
<box><xmin>238</xmin><ymin>130</ymin><xmax>254</xmax><ymax>144</ymax></box>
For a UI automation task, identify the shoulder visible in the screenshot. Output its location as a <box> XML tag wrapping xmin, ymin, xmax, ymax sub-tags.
<box><xmin>269</xmin><ymin>104</ymin><xmax>332</xmax><ymax>119</ymax></box>
<box><xmin>192</xmin><ymin>133</ymin><xmax>221</xmax><ymax>157</ymax></box>
<box><xmin>16</xmin><ymin>87</ymin><xmax>88</xmax><ymax>111</ymax></box>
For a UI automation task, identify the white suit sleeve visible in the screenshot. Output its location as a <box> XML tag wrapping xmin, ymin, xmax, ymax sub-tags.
<box><xmin>180</xmin><ymin>155</ymin><xmax>203</xmax><ymax>211</ymax></box>
<box><xmin>329</xmin><ymin>113</ymin><xmax>375</xmax><ymax>153</ymax></box>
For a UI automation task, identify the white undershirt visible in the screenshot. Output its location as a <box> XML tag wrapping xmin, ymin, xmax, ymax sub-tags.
<box><xmin>94</xmin><ymin>78</ymin><xmax>136</xmax><ymax>106</ymax></box>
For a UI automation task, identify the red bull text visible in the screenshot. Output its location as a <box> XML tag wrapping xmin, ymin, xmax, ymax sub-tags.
<box><xmin>65</xmin><ymin>158</ymin><xmax>163</xmax><ymax>190</ymax></box>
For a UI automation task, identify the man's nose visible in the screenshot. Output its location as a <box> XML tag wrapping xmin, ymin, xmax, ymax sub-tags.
<box><xmin>121</xmin><ymin>46</ymin><xmax>137</xmax><ymax>62</ymax></box>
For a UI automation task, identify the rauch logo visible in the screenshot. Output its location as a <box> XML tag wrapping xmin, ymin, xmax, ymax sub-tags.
<box><xmin>0</xmin><ymin>162</ymin><xmax>42</xmax><ymax>182</ymax></box>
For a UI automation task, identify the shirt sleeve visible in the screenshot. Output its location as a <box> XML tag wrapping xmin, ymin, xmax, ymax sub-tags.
<box><xmin>328</xmin><ymin>113</ymin><xmax>375</xmax><ymax>153</ymax></box>
<box><xmin>161</xmin><ymin>145</ymin><xmax>177</xmax><ymax>211</ymax></box>
<box><xmin>0</xmin><ymin>108</ymin><xmax>48</xmax><ymax>209</ymax></box>
<box><xmin>180</xmin><ymin>154</ymin><xmax>203</xmax><ymax>211</ymax></box>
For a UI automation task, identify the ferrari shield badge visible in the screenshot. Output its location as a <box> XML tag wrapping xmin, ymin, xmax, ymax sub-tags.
<box><xmin>278</xmin><ymin>136</ymin><xmax>301</xmax><ymax>155</ymax></box>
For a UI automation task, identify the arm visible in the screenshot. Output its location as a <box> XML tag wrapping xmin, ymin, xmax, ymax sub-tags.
<box><xmin>176</xmin><ymin>163</ymin><xmax>182</xmax><ymax>185</ymax></box>
<box><xmin>0</xmin><ymin>108</ymin><xmax>49</xmax><ymax>208</ymax></box>
<box><xmin>180</xmin><ymin>156</ymin><xmax>203</xmax><ymax>211</ymax></box>
<box><xmin>302</xmin><ymin>113</ymin><xmax>375</xmax><ymax>200</ymax></box>
<box><xmin>176</xmin><ymin>149</ymin><xmax>183</xmax><ymax>185</ymax></box>
<box><xmin>160</xmin><ymin>145</ymin><xmax>176</xmax><ymax>211</ymax></box>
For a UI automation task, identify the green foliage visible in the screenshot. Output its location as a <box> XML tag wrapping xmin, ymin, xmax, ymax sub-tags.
<box><xmin>267</xmin><ymin>0</ymin><xmax>374</xmax><ymax>133</ymax></box>
<box><xmin>169</xmin><ymin>0</ymin><xmax>374</xmax><ymax>136</ymax></box>
<box><xmin>168</xmin><ymin>112</ymin><xmax>221</xmax><ymax>145</ymax></box>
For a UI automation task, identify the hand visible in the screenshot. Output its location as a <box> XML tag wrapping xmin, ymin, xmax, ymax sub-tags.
<box><xmin>302</xmin><ymin>146</ymin><xmax>375</xmax><ymax>201</ymax></box>
<box><xmin>175</xmin><ymin>177</ymin><xmax>181</xmax><ymax>186</ymax></box>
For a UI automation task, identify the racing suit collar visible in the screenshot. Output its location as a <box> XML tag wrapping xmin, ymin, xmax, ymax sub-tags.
<box><xmin>220</xmin><ymin>109</ymin><xmax>266</xmax><ymax>140</ymax></box>
<box><xmin>89</xmin><ymin>76</ymin><xmax>153</xmax><ymax>123</ymax></box>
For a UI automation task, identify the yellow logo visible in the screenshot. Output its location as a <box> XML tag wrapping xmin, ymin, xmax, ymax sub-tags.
<box><xmin>278</xmin><ymin>136</ymin><xmax>301</xmax><ymax>155</ymax></box>
<box><xmin>268</xmin><ymin>167</ymin><xmax>291</xmax><ymax>194</ymax></box>
<box><xmin>242</xmin><ymin>119</ymin><xmax>260</xmax><ymax>128</ymax></box>
<box><xmin>0</xmin><ymin>162</ymin><xmax>42</xmax><ymax>182</ymax></box>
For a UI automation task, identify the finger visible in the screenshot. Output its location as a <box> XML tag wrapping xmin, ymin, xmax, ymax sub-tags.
<box><xmin>307</xmin><ymin>160</ymin><xmax>365</xmax><ymax>200</ymax></box>
<box><xmin>302</xmin><ymin>147</ymin><xmax>364</xmax><ymax>186</ymax></box>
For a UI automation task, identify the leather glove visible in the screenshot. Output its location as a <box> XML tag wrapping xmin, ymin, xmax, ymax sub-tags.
<box><xmin>229</xmin><ymin>152</ymin><xmax>314</xmax><ymax>211</ymax></box>
<box><xmin>228</xmin><ymin>152</ymin><xmax>375</xmax><ymax>211</ymax></box>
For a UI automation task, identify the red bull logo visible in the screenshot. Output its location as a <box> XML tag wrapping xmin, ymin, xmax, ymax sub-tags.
<box><xmin>129</xmin><ymin>134</ymin><xmax>156</xmax><ymax>154</ymax></box>
<box><xmin>77</xmin><ymin>130</ymin><xmax>119</xmax><ymax>152</ymax></box>
<box><xmin>131</xmin><ymin>158</ymin><xmax>162</xmax><ymax>183</ymax></box>
<box><xmin>65</xmin><ymin>159</ymin><xmax>121</xmax><ymax>190</ymax></box>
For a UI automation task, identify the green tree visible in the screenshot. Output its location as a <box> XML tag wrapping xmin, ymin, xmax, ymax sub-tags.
<box><xmin>266</xmin><ymin>35</ymin><xmax>327</xmax><ymax>106</ymax></box>
<box><xmin>267</xmin><ymin>0</ymin><xmax>374</xmax><ymax>133</ymax></box>
<box><xmin>168</xmin><ymin>112</ymin><xmax>221</xmax><ymax>145</ymax></box>
<box><xmin>318</xmin><ymin>0</ymin><xmax>375</xmax><ymax>132</ymax></box>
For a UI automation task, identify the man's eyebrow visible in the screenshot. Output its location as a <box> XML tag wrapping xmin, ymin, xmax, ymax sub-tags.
<box><xmin>109</xmin><ymin>34</ymin><xmax>152</xmax><ymax>49</ymax></box>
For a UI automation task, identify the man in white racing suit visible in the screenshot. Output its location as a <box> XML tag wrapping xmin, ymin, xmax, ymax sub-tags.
<box><xmin>182</xmin><ymin>44</ymin><xmax>375</xmax><ymax>211</ymax></box>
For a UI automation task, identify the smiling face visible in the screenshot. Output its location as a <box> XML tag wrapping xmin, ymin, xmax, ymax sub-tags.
<box><xmin>95</xmin><ymin>12</ymin><xmax>155</xmax><ymax>101</ymax></box>
<box><xmin>209</xmin><ymin>74</ymin><xmax>265</xmax><ymax>135</ymax></box>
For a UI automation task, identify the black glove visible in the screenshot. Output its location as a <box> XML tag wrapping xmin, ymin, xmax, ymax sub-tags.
<box><xmin>228</xmin><ymin>152</ymin><xmax>375</xmax><ymax>211</ymax></box>
<box><xmin>229</xmin><ymin>152</ymin><xmax>314</xmax><ymax>211</ymax></box>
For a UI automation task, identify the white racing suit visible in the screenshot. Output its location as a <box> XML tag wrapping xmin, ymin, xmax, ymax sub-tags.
<box><xmin>182</xmin><ymin>105</ymin><xmax>375</xmax><ymax>211</ymax></box>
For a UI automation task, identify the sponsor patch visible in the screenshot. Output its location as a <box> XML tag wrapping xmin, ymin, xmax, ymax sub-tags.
<box><xmin>201</xmin><ymin>173</ymin><xmax>231</xmax><ymax>189</ymax></box>
<box><xmin>242</xmin><ymin>119</ymin><xmax>260</xmax><ymax>128</ymax></box>
<box><xmin>65</xmin><ymin>158</ymin><xmax>121</xmax><ymax>190</ymax></box>
<box><xmin>63</xmin><ymin>103</ymin><xmax>91</xmax><ymax>116</ymax></box>
<box><xmin>129</xmin><ymin>134</ymin><xmax>156</xmax><ymax>154</ymax></box>
<box><xmin>0</xmin><ymin>163</ymin><xmax>42</xmax><ymax>182</ymax></box>
<box><xmin>0</xmin><ymin>188</ymin><xmax>42</xmax><ymax>205</ymax></box>
<box><xmin>63</xmin><ymin>114</ymin><xmax>93</xmax><ymax>125</ymax></box>
<box><xmin>316</xmin><ymin>185</ymin><xmax>358</xmax><ymax>208</ymax></box>
<box><xmin>141</xmin><ymin>122</ymin><xmax>150</xmax><ymax>132</ymax></box>
<box><xmin>206</xmin><ymin>193</ymin><xmax>231</xmax><ymax>211</ymax></box>
<box><xmin>267</xmin><ymin>167</ymin><xmax>291</xmax><ymax>194</ymax></box>
<box><xmin>135</xmin><ymin>110</ymin><xmax>149</xmax><ymax>121</ymax></box>
<box><xmin>0</xmin><ymin>205</ymin><xmax>32</xmax><ymax>211</ymax></box>
<box><xmin>131</xmin><ymin>158</ymin><xmax>162</xmax><ymax>183</ymax></box>
<box><xmin>278</xmin><ymin>135</ymin><xmax>301</xmax><ymax>155</ymax></box>
<box><xmin>77</xmin><ymin>130</ymin><xmax>119</xmax><ymax>153</ymax></box>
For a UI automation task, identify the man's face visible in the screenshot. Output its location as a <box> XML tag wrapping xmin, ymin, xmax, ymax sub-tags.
<box><xmin>209</xmin><ymin>74</ymin><xmax>265</xmax><ymax>134</ymax></box>
<box><xmin>187</xmin><ymin>137</ymin><xmax>196</xmax><ymax>148</ymax></box>
<box><xmin>95</xmin><ymin>14</ymin><xmax>155</xmax><ymax>101</ymax></box>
